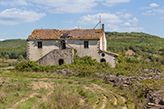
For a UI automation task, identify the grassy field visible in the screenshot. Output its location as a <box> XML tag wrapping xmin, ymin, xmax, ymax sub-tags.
<box><xmin>0</xmin><ymin>54</ymin><xmax>163</xmax><ymax>109</ymax></box>
<box><xmin>0</xmin><ymin>70</ymin><xmax>135</xmax><ymax>109</ymax></box>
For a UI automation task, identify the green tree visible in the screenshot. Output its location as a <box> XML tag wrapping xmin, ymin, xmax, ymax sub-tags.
<box><xmin>117</xmin><ymin>53</ymin><xmax>126</xmax><ymax>67</ymax></box>
<box><xmin>5</xmin><ymin>54</ymin><xmax>9</xmax><ymax>60</ymax></box>
<box><xmin>18</xmin><ymin>55</ymin><xmax>24</xmax><ymax>61</ymax></box>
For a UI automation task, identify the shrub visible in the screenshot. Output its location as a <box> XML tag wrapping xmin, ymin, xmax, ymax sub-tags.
<box><xmin>15</xmin><ymin>61</ymin><xmax>50</xmax><ymax>72</ymax></box>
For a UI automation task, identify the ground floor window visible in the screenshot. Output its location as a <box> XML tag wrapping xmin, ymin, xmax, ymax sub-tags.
<box><xmin>100</xmin><ymin>58</ymin><xmax>106</xmax><ymax>62</ymax></box>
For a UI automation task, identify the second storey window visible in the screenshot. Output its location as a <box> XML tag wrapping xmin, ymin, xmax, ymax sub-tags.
<box><xmin>84</xmin><ymin>41</ymin><xmax>89</xmax><ymax>48</ymax></box>
<box><xmin>38</xmin><ymin>42</ymin><xmax>42</xmax><ymax>48</ymax></box>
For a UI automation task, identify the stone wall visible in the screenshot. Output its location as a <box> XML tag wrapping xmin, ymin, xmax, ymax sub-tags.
<box><xmin>36</xmin><ymin>49</ymin><xmax>74</xmax><ymax>66</ymax></box>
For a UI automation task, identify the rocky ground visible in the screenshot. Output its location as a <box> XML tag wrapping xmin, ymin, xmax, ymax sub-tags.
<box><xmin>56</xmin><ymin>68</ymin><xmax>164</xmax><ymax>109</ymax></box>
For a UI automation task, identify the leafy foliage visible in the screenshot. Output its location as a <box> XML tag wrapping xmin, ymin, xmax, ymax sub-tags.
<box><xmin>15</xmin><ymin>61</ymin><xmax>50</xmax><ymax>72</ymax></box>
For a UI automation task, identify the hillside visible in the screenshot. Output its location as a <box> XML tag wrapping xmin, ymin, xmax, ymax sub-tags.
<box><xmin>106</xmin><ymin>32</ymin><xmax>164</xmax><ymax>62</ymax></box>
<box><xmin>0</xmin><ymin>39</ymin><xmax>26</xmax><ymax>59</ymax></box>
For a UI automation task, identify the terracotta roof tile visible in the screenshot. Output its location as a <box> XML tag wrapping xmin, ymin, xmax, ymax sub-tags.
<box><xmin>101</xmin><ymin>50</ymin><xmax>119</xmax><ymax>56</ymax></box>
<box><xmin>27</xmin><ymin>29</ymin><xmax>102</xmax><ymax>40</ymax></box>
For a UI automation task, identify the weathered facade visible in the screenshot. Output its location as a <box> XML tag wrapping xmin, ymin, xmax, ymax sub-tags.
<box><xmin>27</xmin><ymin>24</ymin><xmax>118</xmax><ymax>67</ymax></box>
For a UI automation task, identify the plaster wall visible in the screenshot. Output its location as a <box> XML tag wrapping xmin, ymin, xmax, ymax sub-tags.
<box><xmin>27</xmin><ymin>39</ymin><xmax>59</xmax><ymax>61</ymax></box>
<box><xmin>99</xmin><ymin>51</ymin><xmax>117</xmax><ymax>68</ymax></box>
<box><xmin>100</xmin><ymin>32</ymin><xmax>107</xmax><ymax>51</ymax></box>
<box><xmin>66</xmin><ymin>40</ymin><xmax>100</xmax><ymax>61</ymax></box>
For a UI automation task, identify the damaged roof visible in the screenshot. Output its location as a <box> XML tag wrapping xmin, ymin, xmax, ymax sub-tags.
<box><xmin>27</xmin><ymin>29</ymin><xmax>102</xmax><ymax>40</ymax></box>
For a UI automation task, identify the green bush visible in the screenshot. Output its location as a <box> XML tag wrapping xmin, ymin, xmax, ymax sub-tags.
<box><xmin>15</xmin><ymin>61</ymin><xmax>50</xmax><ymax>72</ymax></box>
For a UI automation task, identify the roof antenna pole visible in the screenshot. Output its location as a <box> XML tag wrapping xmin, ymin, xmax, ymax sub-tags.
<box><xmin>93</xmin><ymin>15</ymin><xmax>101</xmax><ymax>29</ymax></box>
<box><xmin>99</xmin><ymin>15</ymin><xmax>101</xmax><ymax>29</ymax></box>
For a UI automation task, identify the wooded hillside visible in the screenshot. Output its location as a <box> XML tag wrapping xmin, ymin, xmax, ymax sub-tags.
<box><xmin>106</xmin><ymin>32</ymin><xmax>164</xmax><ymax>62</ymax></box>
<box><xmin>0</xmin><ymin>39</ymin><xmax>26</xmax><ymax>59</ymax></box>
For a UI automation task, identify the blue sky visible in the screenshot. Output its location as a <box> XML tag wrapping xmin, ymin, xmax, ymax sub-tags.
<box><xmin>0</xmin><ymin>0</ymin><xmax>164</xmax><ymax>40</ymax></box>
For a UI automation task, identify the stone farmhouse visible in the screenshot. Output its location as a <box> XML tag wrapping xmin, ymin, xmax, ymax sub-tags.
<box><xmin>27</xmin><ymin>24</ymin><xmax>118</xmax><ymax>67</ymax></box>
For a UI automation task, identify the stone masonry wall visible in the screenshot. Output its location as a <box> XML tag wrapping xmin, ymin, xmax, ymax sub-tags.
<box><xmin>37</xmin><ymin>49</ymin><xmax>74</xmax><ymax>66</ymax></box>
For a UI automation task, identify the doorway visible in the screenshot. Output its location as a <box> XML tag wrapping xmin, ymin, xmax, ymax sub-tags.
<box><xmin>100</xmin><ymin>58</ymin><xmax>106</xmax><ymax>62</ymax></box>
<box><xmin>59</xmin><ymin>59</ymin><xmax>64</xmax><ymax>65</ymax></box>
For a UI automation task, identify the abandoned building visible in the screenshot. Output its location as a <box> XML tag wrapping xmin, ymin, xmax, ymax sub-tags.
<box><xmin>27</xmin><ymin>24</ymin><xmax>118</xmax><ymax>67</ymax></box>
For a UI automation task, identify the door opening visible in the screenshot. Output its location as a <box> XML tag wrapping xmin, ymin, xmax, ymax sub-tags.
<box><xmin>59</xmin><ymin>59</ymin><xmax>64</xmax><ymax>65</ymax></box>
<box><xmin>100</xmin><ymin>58</ymin><xmax>106</xmax><ymax>62</ymax></box>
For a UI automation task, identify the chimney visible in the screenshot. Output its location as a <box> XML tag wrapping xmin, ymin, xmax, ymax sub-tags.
<box><xmin>102</xmin><ymin>24</ymin><xmax>104</xmax><ymax>32</ymax></box>
<box><xmin>78</xmin><ymin>26</ymin><xmax>81</xmax><ymax>29</ymax></box>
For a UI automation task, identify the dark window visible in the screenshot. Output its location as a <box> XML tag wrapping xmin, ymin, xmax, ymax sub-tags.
<box><xmin>61</xmin><ymin>40</ymin><xmax>66</xmax><ymax>49</ymax></box>
<box><xmin>84</xmin><ymin>41</ymin><xmax>89</xmax><ymax>48</ymax></box>
<box><xmin>100</xmin><ymin>58</ymin><xmax>106</xmax><ymax>62</ymax></box>
<box><xmin>38</xmin><ymin>42</ymin><xmax>42</xmax><ymax>48</ymax></box>
<box><xmin>102</xmin><ymin>53</ymin><xmax>105</xmax><ymax>57</ymax></box>
<box><xmin>59</xmin><ymin>59</ymin><xmax>64</xmax><ymax>65</ymax></box>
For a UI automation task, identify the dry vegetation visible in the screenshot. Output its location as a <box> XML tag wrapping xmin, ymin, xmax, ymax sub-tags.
<box><xmin>0</xmin><ymin>71</ymin><xmax>133</xmax><ymax>109</ymax></box>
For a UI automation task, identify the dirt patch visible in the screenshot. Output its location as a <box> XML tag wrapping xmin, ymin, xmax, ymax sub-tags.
<box><xmin>100</xmin><ymin>94</ymin><xmax>108</xmax><ymax>109</ymax></box>
<box><xmin>31</xmin><ymin>81</ymin><xmax>54</xmax><ymax>90</ymax></box>
<box><xmin>125</xmin><ymin>49</ymin><xmax>135</xmax><ymax>56</ymax></box>
<box><xmin>79</xmin><ymin>98</ymin><xmax>85</xmax><ymax>105</ymax></box>
<box><xmin>93</xmin><ymin>95</ymin><xmax>100</xmax><ymax>109</ymax></box>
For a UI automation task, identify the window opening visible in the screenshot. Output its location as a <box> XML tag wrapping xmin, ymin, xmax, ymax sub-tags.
<box><xmin>84</xmin><ymin>41</ymin><xmax>89</xmax><ymax>48</ymax></box>
<box><xmin>102</xmin><ymin>53</ymin><xmax>105</xmax><ymax>57</ymax></box>
<box><xmin>38</xmin><ymin>42</ymin><xmax>42</xmax><ymax>48</ymax></box>
<box><xmin>60</xmin><ymin>40</ymin><xmax>66</xmax><ymax>49</ymax></box>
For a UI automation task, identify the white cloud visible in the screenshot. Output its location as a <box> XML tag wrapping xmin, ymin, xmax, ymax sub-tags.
<box><xmin>122</xmin><ymin>22</ymin><xmax>131</xmax><ymax>26</ymax></box>
<box><xmin>0</xmin><ymin>0</ymin><xmax>28</xmax><ymax>6</ymax></box>
<box><xmin>121</xmin><ymin>17</ymin><xmax>138</xmax><ymax>26</ymax></box>
<box><xmin>140</xmin><ymin>3</ymin><xmax>159</xmax><ymax>9</ymax></box>
<box><xmin>128</xmin><ymin>17</ymin><xmax>139</xmax><ymax>26</ymax></box>
<box><xmin>30</xmin><ymin>0</ymin><xmax>97</xmax><ymax>13</ymax></box>
<box><xmin>63</xmin><ymin>20</ymin><xmax>74</xmax><ymax>24</ymax></box>
<box><xmin>121</xmin><ymin>13</ymin><xmax>131</xmax><ymax>19</ymax></box>
<box><xmin>150</xmin><ymin>3</ymin><xmax>159</xmax><ymax>8</ymax></box>
<box><xmin>116</xmin><ymin>9</ymin><xmax>127</xmax><ymax>15</ymax></box>
<box><xmin>78</xmin><ymin>13</ymin><xmax>123</xmax><ymax>25</ymax></box>
<box><xmin>143</xmin><ymin>8</ymin><xmax>164</xmax><ymax>15</ymax></box>
<box><xmin>142</xmin><ymin>10</ymin><xmax>155</xmax><ymax>15</ymax></box>
<box><xmin>0</xmin><ymin>8</ymin><xmax>46</xmax><ymax>25</ymax></box>
<box><xmin>0</xmin><ymin>39</ymin><xmax>4</xmax><ymax>41</ymax></box>
<box><xmin>160</xmin><ymin>16</ymin><xmax>164</xmax><ymax>20</ymax></box>
<box><xmin>153</xmin><ymin>9</ymin><xmax>164</xmax><ymax>13</ymax></box>
<box><xmin>107</xmin><ymin>24</ymin><xmax>144</xmax><ymax>31</ymax></box>
<box><xmin>0</xmin><ymin>33</ymin><xmax>6</xmax><ymax>35</ymax></box>
<box><xmin>101</xmin><ymin>0</ymin><xmax>130</xmax><ymax>7</ymax></box>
